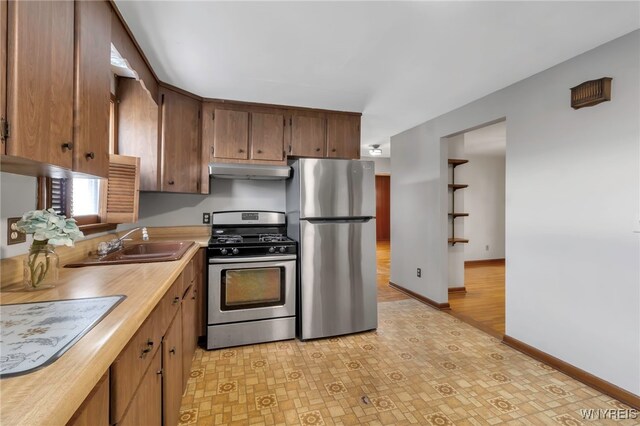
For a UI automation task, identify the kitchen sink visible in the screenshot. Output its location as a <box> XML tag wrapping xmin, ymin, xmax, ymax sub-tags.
<box><xmin>65</xmin><ymin>241</ymin><xmax>195</xmax><ymax>267</ymax></box>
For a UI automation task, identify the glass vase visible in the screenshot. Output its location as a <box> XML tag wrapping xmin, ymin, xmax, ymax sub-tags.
<box><xmin>23</xmin><ymin>243</ymin><xmax>59</xmax><ymax>291</ymax></box>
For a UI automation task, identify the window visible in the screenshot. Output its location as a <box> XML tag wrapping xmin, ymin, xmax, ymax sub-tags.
<box><xmin>38</xmin><ymin>177</ymin><xmax>115</xmax><ymax>235</ymax></box>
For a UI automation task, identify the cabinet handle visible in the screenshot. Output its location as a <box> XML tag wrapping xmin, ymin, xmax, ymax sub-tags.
<box><xmin>85</xmin><ymin>152</ymin><xmax>95</xmax><ymax>160</ymax></box>
<box><xmin>156</xmin><ymin>369</ymin><xmax>163</xmax><ymax>376</ymax></box>
<box><xmin>210</xmin><ymin>146</ymin><xmax>214</xmax><ymax>156</ymax></box>
<box><xmin>238</xmin><ymin>149</ymin><xmax>244</xmax><ymax>153</ymax></box>
<box><xmin>140</xmin><ymin>338</ymin><xmax>154</xmax><ymax>358</ymax></box>
<box><xmin>172</xmin><ymin>296</ymin><xmax>180</xmax><ymax>305</ymax></box>
<box><xmin>315</xmin><ymin>148</ymin><xmax>321</xmax><ymax>152</ymax></box>
<box><xmin>169</xmin><ymin>347</ymin><xmax>176</xmax><ymax>355</ymax></box>
<box><xmin>257</xmin><ymin>149</ymin><xmax>263</xmax><ymax>154</ymax></box>
<box><xmin>168</xmin><ymin>180</ymin><xmax>175</xmax><ymax>185</ymax></box>
<box><xmin>332</xmin><ymin>149</ymin><xmax>336</xmax><ymax>152</ymax></box>
<box><xmin>61</xmin><ymin>142</ymin><xmax>73</xmax><ymax>152</ymax></box>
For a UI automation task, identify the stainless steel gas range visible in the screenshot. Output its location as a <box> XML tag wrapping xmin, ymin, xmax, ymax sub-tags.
<box><xmin>206</xmin><ymin>211</ymin><xmax>297</xmax><ymax>350</ymax></box>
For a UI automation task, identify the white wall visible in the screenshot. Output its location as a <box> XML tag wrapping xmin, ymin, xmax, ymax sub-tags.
<box><xmin>362</xmin><ymin>156</ymin><xmax>391</xmax><ymax>175</ymax></box>
<box><xmin>134</xmin><ymin>178</ymin><xmax>286</xmax><ymax>227</ymax></box>
<box><xmin>459</xmin><ymin>152</ymin><xmax>505</xmax><ymax>260</ymax></box>
<box><xmin>0</xmin><ymin>172</ymin><xmax>38</xmax><ymax>258</ymax></box>
<box><xmin>391</xmin><ymin>30</ymin><xmax>640</xmax><ymax>395</ymax></box>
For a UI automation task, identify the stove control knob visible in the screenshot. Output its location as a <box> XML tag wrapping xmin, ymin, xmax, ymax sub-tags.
<box><xmin>268</xmin><ymin>247</ymin><xmax>276</xmax><ymax>253</ymax></box>
<box><xmin>232</xmin><ymin>248</ymin><xmax>240</xmax><ymax>255</ymax></box>
<box><xmin>279</xmin><ymin>246</ymin><xmax>286</xmax><ymax>253</ymax></box>
<box><xmin>220</xmin><ymin>248</ymin><xmax>228</xmax><ymax>255</ymax></box>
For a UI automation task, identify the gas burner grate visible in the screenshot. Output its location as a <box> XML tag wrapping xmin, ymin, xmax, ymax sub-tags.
<box><xmin>259</xmin><ymin>234</ymin><xmax>286</xmax><ymax>243</ymax></box>
<box><xmin>215</xmin><ymin>235</ymin><xmax>243</xmax><ymax>244</ymax></box>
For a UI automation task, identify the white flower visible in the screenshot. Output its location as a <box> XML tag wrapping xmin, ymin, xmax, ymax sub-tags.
<box><xmin>16</xmin><ymin>209</ymin><xmax>84</xmax><ymax>247</ymax></box>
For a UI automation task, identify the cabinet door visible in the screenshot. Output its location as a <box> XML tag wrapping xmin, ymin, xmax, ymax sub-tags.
<box><xmin>73</xmin><ymin>0</ymin><xmax>111</xmax><ymax>177</ymax></box>
<box><xmin>67</xmin><ymin>372</ymin><xmax>109</xmax><ymax>426</ymax></box>
<box><xmin>195</xmin><ymin>249</ymin><xmax>206</xmax><ymax>337</ymax></box>
<box><xmin>160</xmin><ymin>87</ymin><xmax>201</xmax><ymax>193</ymax></box>
<box><xmin>119</xmin><ymin>349</ymin><xmax>162</xmax><ymax>426</ymax></box>
<box><xmin>6</xmin><ymin>0</ymin><xmax>74</xmax><ymax>168</ymax></box>
<box><xmin>182</xmin><ymin>284</ymin><xmax>197</xmax><ymax>390</ymax></box>
<box><xmin>250</xmin><ymin>112</ymin><xmax>285</xmax><ymax>161</ymax></box>
<box><xmin>211</xmin><ymin>108</ymin><xmax>249</xmax><ymax>160</ymax></box>
<box><xmin>163</xmin><ymin>309</ymin><xmax>183</xmax><ymax>426</ymax></box>
<box><xmin>290</xmin><ymin>115</ymin><xmax>326</xmax><ymax>157</ymax></box>
<box><xmin>117</xmin><ymin>78</ymin><xmax>159</xmax><ymax>191</ymax></box>
<box><xmin>326</xmin><ymin>115</ymin><xmax>360</xmax><ymax>159</ymax></box>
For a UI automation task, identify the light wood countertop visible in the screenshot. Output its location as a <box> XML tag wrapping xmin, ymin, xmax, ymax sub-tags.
<box><xmin>0</xmin><ymin>235</ymin><xmax>207</xmax><ymax>426</ymax></box>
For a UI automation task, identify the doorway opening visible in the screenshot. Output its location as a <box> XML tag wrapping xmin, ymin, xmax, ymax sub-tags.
<box><xmin>445</xmin><ymin>120</ymin><xmax>506</xmax><ymax>337</ymax></box>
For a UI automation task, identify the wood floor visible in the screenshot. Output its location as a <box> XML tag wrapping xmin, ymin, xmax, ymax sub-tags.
<box><xmin>376</xmin><ymin>241</ymin><xmax>409</xmax><ymax>302</ymax></box>
<box><xmin>448</xmin><ymin>260</ymin><xmax>505</xmax><ymax>338</ymax></box>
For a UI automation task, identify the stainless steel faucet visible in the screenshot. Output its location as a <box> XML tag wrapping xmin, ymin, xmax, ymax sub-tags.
<box><xmin>97</xmin><ymin>227</ymin><xmax>148</xmax><ymax>256</ymax></box>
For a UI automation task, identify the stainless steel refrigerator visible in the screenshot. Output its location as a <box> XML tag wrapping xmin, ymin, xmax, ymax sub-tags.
<box><xmin>286</xmin><ymin>158</ymin><xmax>378</xmax><ymax>340</ymax></box>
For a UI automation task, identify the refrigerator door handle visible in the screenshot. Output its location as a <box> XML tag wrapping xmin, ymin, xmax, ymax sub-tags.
<box><xmin>305</xmin><ymin>217</ymin><xmax>374</xmax><ymax>224</ymax></box>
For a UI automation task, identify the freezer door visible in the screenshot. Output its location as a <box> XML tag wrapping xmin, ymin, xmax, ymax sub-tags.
<box><xmin>298</xmin><ymin>159</ymin><xmax>376</xmax><ymax>219</ymax></box>
<box><xmin>299</xmin><ymin>218</ymin><xmax>378</xmax><ymax>339</ymax></box>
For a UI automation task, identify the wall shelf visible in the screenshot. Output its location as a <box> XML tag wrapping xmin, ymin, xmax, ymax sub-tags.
<box><xmin>448</xmin><ymin>184</ymin><xmax>468</xmax><ymax>191</ymax></box>
<box><xmin>448</xmin><ymin>159</ymin><xmax>469</xmax><ymax>167</ymax></box>
<box><xmin>448</xmin><ymin>238</ymin><xmax>469</xmax><ymax>245</ymax></box>
<box><xmin>448</xmin><ymin>158</ymin><xmax>469</xmax><ymax>245</ymax></box>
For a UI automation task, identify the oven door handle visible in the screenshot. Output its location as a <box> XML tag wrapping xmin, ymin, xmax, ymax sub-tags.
<box><xmin>209</xmin><ymin>255</ymin><xmax>297</xmax><ymax>264</ymax></box>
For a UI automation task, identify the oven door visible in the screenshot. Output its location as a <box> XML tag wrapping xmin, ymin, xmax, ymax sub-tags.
<box><xmin>208</xmin><ymin>255</ymin><xmax>296</xmax><ymax>325</ymax></box>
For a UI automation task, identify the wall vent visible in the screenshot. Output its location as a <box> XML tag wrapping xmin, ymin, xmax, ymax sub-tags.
<box><xmin>570</xmin><ymin>77</ymin><xmax>612</xmax><ymax>109</ymax></box>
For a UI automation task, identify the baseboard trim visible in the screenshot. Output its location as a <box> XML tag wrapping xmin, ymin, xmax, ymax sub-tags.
<box><xmin>502</xmin><ymin>335</ymin><xmax>640</xmax><ymax>410</ymax></box>
<box><xmin>389</xmin><ymin>282</ymin><xmax>451</xmax><ymax>310</ymax></box>
<box><xmin>465</xmin><ymin>258</ymin><xmax>505</xmax><ymax>266</ymax></box>
<box><xmin>448</xmin><ymin>286</ymin><xmax>467</xmax><ymax>293</ymax></box>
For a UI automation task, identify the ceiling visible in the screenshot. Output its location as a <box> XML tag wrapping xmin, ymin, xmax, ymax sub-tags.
<box><xmin>464</xmin><ymin>121</ymin><xmax>506</xmax><ymax>157</ymax></box>
<box><xmin>114</xmin><ymin>1</ymin><xmax>639</xmax><ymax>158</ymax></box>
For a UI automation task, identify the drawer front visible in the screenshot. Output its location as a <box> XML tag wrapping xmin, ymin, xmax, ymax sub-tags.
<box><xmin>110</xmin><ymin>315</ymin><xmax>158</xmax><ymax>424</ymax></box>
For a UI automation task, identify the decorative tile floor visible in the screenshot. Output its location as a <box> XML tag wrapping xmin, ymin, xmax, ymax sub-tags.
<box><xmin>179</xmin><ymin>299</ymin><xmax>635</xmax><ymax>425</ymax></box>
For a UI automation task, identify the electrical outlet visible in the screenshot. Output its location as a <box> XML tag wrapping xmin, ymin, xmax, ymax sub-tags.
<box><xmin>417</xmin><ymin>268</ymin><xmax>422</xmax><ymax>278</ymax></box>
<box><xmin>7</xmin><ymin>217</ymin><xmax>26</xmax><ymax>245</ymax></box>
<box><xmin>202</xmin><ymin>212</ymin><xmax>211</xmax><ymax>224</ymax></box>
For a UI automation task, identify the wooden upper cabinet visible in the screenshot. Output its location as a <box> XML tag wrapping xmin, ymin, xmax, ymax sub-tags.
<box><xmin>73</xmin><ymin>0</ymin><xmax>111</xmax><ymax>177</ymax></box>
<box><xmin>5</xmin><ymin>0</ymin><xmax>74</xmax><ymax>168</ymax></box>
<box><xmin>117</xmin><ymin>78</ymin><xmax>159</xmax><ymax>191</ymax></box>
<box><xmin>326</xmin><ymin>114</ymin><xmax>361</xmax><ymax>159</ymax></box>
<box><xmin>160</xmin><ymin>87</ymin><xmax>201</xmax><ymax>193</ymax></box>
<box><xmin>251</xmin><ymin>112</ymin><xmax>285</xmax><ymax>161</ymax></box>
<box><xmin>212</xmin><ymin>108</ymin><xmax>249</xmax><ymax>160</ymax></box>
<box><xmin>290</xmin><ymin>114</ymin><xmax>326</xmax><ymax>157</ymax></box>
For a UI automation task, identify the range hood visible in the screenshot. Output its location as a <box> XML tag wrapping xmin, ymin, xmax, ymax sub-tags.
<box><xmin>209</xmin><ymin>163</ymin><xmax>291</xmax><ymax>180</ymax></box>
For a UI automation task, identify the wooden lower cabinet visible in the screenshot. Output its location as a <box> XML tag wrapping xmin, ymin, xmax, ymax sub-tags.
<box><xmin>108</xmin><ymin>255</ymin><xmax>201</xmax><ymax>426</ymax></box>
<box><xmin>182</xmin><ymin>284</ymin><xmax>197</xmax><ymax>389</ymax></box>
<box><xmin>67</xmin><ymin>372</ymin><xmax>110</xmax><ymax>426</ymax></box>
<box><xmin>195</xmin><ymin>248</ymin><xmax>206</xmax><ymax>337</ymax></box>
<box><xmin>118</xmin><ymin>349</ymin><xmax>163</xmax><ymax>426</ymax></box>
<box><xmin>163</xmin><ymin>309</ymin><xmax>183</xmax><ymax>426</ymax></box>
